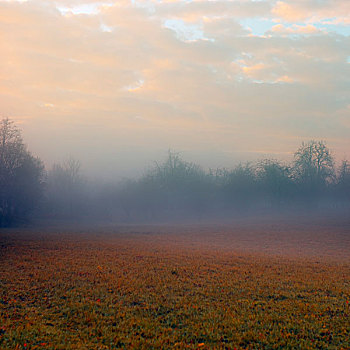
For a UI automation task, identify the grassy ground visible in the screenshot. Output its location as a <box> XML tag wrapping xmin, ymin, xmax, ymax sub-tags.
<box><xmin>1</xmin><ymin>220</ymin><xmax>349</xmax><ymax>349</ymax></box>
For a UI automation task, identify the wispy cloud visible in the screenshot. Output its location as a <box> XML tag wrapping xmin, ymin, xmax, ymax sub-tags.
<box><xmin>0</xmin><ymin>0</ymin><xmax>349</xmax><ymax>174</ymax></box>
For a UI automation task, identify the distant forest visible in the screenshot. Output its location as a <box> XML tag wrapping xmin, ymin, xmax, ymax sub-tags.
<box><xmin>1</xmin><ymin>117</ymin><xmax>349</xmax><ymax>227</ymax></box>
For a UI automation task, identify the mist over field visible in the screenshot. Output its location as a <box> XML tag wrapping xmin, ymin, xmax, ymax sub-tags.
<box><xmin>0</xmin><ymin>114</ymin><xmax>349</xmax><ymax>227</ymax></box>
<box><xmin>0</xmin><ymin>116</ymin><xmax>350</xmax><ymax>227</ymax></box>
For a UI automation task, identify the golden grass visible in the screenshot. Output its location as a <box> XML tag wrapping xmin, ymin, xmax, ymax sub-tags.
<box><xmin>1</xmin><ymin>222</ymin><xmax>349</xmax><ymax>349</ymax></box>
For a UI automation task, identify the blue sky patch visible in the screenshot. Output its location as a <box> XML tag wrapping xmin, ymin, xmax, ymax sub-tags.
<box><xmin>240</xmin><ymin>18</ymin><xmax>274</xmax><ymax>36</ymax></box>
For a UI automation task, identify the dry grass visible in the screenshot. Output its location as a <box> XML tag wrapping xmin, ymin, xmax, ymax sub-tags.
<box><xmin>1</xmin><ymin>219</ymin><xmax>349</xmax><ymax>349</ymax></box>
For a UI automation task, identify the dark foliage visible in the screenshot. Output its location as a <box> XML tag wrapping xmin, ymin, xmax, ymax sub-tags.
<box><xmin>0</xmin><ymin>118</ymin><xmax>44</xmax><ymax>226</ymax></box>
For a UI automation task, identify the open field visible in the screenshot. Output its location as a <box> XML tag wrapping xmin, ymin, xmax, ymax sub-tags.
<box><xmin>1</xmin><ymin>217</ymin><xmax>350</xmax><ymax>349</ymax></box>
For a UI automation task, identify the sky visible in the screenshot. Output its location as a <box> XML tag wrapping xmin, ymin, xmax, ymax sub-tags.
<box><xmin>1</xmin><ymin>0</ymin><xmax>349</xmax><ymax>179</ymax></box>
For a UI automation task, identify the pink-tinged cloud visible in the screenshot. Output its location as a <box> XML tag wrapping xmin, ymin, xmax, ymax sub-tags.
<box><xmin>0</xmin><ymin>0</ymin><xmax>349</xmax><ymax>177</ymax></box>
<box><xmin>272</xmin><ymin>0</ymin><xmax>350</xmax><ymax>25</ymax></box>
<box><xmin>270</xmin><ymin>24</ymin><xmax>321</xmax><ymax>35</ymax></box>
<box><xmin>272</xmin><ymin>1</ymin><xmax>307</xmax><ymax>22</ymax></box>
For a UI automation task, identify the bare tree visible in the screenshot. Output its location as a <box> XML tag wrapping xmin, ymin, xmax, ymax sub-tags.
<box><xmin>256</xmin><ymin>159</ymin><xmax>293</xmax><ymax>207</ymax></box>
<box><xmin>220</xmin><ymin>162</ymin><xmax>257</xmax><ymax>210</ymax></box>
<box><xmin>294</xmin><ymin>140</ymin><xmax>334</xmax><ymax>186</ymax></box>
<box><xmin>46</xmin><ymin>157</ymin><xmax>86</xmax><ymax>218</ymax></box>
<box><xmin>0</xmin><ymin>118</ymin><xmax>44</xmax><ymax>226</ymax></box>
<box><xmin>335</xmin><ymin>160</ymin><xmax>350</xmax><ymax>206</ymax></box>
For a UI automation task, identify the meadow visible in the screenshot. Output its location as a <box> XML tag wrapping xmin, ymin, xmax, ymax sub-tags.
<box><xmin>1</xmin><ymin>217</ymin><xmax>349</xmax><ymax>349</ymax></box>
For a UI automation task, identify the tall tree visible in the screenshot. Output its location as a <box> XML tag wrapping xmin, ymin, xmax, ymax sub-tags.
<box><xmin>256</xmin><ymin>159</ymin><xmax>293</xmax><ymax>207</ymax></box>
<box><xmin>126</xmin><ymin>151</ymin><xmax>210</xmax><ymax>219</ymax></box>
<box><xmin>220</xmin><ymin>162</ymin><xmax>257</xmax><ymax>210</ymax></box>
<box><xmin>46</xmin><ymin>158</ymin><xmax>85</xmax><ymax>218</ymax></box>
<box><xmin>335</xmin><ymin>160</ymin><xmax>350</xmax><ymax>205</ymax></box>
<box><xmin>293</xmin><ymin>140</ymin><xmax>334</xmax><ymax>187</ymax></box>
<box><xmin>0</xmin><ymin>118</ymin><xmax>44</xmax><ymax>226</ymax></box>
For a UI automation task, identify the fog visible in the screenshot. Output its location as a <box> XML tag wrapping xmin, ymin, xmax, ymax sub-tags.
<box><xmin>41</xmin><ymin>149</ymin><xmax>349</xmax><ymax>225</ymax></box>
<box><xmin>22</xmin><ymin>123</ymin><xmax>295</xmax><ymax>183</ymax></box>
<box><xmin>3</xmin><ymin>116</ymin><xmax>350</xmax><ymax>228</ymax></box>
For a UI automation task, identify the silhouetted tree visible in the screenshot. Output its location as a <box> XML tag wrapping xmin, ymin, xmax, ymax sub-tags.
<box><xmin>118</xmin><ymin>151</ymin><xmax>212</xmax><ymax>220</ymax></box>
<box><xmin>0</xmin><ymin>118</ymin><xmax>44</xmax><ymax>226</ymax></box>
<box><xmin>220</xmin><ymin>162</ymin><xmax>258</xmax><ymax>211</ymax></box>
<box><xmin>147</xmin><ymin>151</ymin><xmax>210</xmax><ymax>217</ymax></box>
<box><xmin>293</xmin><ymin>140</ymin><xmax>334</xmax><ymax>186</ymax></box>
<box><xmin>335</xmin><ymin>160</ymin><xmax>350</xmax><ymax>207</ymax></box>
<box><xmin>256</xmin><ymin>159</ymin><xmax>293</xmax><ymax>208</ymax></box>
<box><xmin>292</xmin><ymin>140</ymin><xmax>335</xmax><ymax>208</ymax></box>
<box><xmin>45</xmin><ymin>157</ymin><xmax>86</xmax><ymax>218</ymax></box>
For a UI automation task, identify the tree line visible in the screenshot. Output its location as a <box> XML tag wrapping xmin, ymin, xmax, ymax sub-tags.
<box><xmin>0</xmin><ymin>117</ymin><xmax>349</xmax><ymax>226</ymax></box>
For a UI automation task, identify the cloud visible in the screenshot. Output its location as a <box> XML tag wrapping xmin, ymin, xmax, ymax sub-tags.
<box><xmin>151</xmin><ymin>0</ymin><xmax>272</xmax><ymax>22</ymax></box>
<box><xmin>272</xmin><ymin>0</ymin><xmax>350</xmax><ymax>25</ymax></box>
<box><xmin>272</xmin><ymin>1</ymin><xmax>307</xmax><ymax>22</ymax></box>
<box><xmin>270</xmin><ymin>23</ymin><xmax>321</xmax><ymax>35</ymax></box>
<box><xmin>276</xmin><ymin>75</ymin><xmax>293</xmax><ymax>83</ymax></box>
<box><xmin>0</xmin><ymin>0</ymin><xmax>349</xmax><ymax>176</ymax></box>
